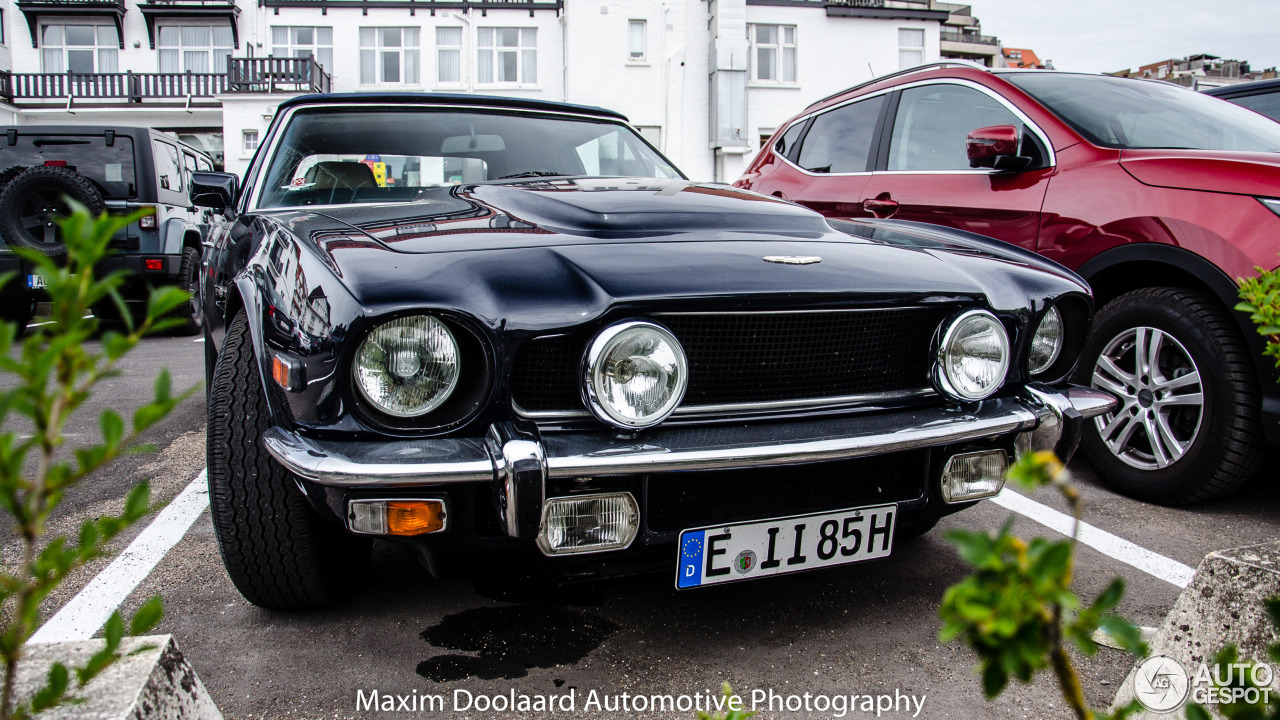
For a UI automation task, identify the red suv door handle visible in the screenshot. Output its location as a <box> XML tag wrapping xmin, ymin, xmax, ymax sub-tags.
<box><xmin>862</xmin><ymin>195</ymin><xmax>899</xmax><ymax>215</ymax></box>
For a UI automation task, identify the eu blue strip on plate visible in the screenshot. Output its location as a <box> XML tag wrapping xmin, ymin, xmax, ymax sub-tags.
<box><xmin>677</xmin><ymin>530</ymin><xmax>705</xmax><ymax>588</ymax></box>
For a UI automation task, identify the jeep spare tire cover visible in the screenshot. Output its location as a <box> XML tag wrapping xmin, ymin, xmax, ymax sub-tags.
<box><xmin>0</xmin><ymin>166</ymin><xmax>107</xmax><ymax>260</ymax></box>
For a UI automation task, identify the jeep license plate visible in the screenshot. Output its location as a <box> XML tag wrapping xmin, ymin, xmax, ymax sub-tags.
<box><xmin>676</xmin><ymin>504</ymin><xmax>896</xmax><ymax>589</ymax></box>
<box><xmin>26</xmin><ymin>275</ymin><xmax>44</xmax><ymax>290</ymax></box>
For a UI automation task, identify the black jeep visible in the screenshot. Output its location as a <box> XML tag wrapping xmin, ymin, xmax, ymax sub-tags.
<box><xmin>0</xmin><ymin>126</ymin><xmax>214</xmax><ymax>333</ymax></box>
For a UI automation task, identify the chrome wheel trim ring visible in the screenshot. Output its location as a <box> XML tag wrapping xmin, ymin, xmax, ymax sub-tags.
<box><xmin>1090</xmin><ymin>326</ymin><xmax>1204</xmax><ymax>471</ymax></box>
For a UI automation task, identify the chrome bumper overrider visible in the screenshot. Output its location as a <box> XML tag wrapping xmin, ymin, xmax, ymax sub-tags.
<box><xmin>264</xmin><ymin>385</ymin><xmax>1114</xmax><ymax>488</ymax></box>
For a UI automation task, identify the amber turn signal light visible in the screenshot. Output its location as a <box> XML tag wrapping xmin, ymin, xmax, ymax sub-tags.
<box><xmin>347</xmin><ymin>499</ymin><xmax>447</xmax><ymax>536</ymax></box>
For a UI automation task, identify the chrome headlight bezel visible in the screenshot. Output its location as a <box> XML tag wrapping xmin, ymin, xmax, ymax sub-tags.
<box><xmin>1028</xmin><ymin>305</ymin><xmax>1064</xmax><ymax>376</ymax></box>
<box><xmin>932</xmin><ymin>309</ymin><xmax>1011</xmax><ymax>402</ymax></box>
<box><xmin>352</xmin><ymin>314</ymin><xmax>462</xmax><ymax>419</ymax></box>
<box><xmin>582</xmin><ymin>320</ymin><xmax>689</xmax><ymax>430</ymax></box>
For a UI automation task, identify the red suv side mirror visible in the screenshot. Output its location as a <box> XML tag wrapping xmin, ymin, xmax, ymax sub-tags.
<box><xmin>966</xmin><ymin>125</ymin><xmax>1030</xmax><ymax>171</ymax></box>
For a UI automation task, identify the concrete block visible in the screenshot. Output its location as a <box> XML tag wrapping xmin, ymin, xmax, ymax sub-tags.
<box><xmin>14</xmin><ymin>635</ymin><xmax>222</xmax><ymax>720</ymax></box>
<box><xmin>1113</xmin><ymin>541</ymin><xmax>1280</xmax><ymax>717</ymax></box>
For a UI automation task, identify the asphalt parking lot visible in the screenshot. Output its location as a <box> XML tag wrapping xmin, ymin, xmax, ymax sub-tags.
<box><xmin>8</xmin><ymin>331</ymin><xmax>1280</xmax><ymax>719</ymax></box>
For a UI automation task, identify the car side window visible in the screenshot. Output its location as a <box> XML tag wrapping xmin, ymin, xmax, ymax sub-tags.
<box><xmin>1228</xmin><ymin>93</ymin><xmax>1280</xmax><ymax>123</ymax></box>
<box><xmin>153</xmin><ymin>140</ymin><xmax>183</xmax><ymax>192</ymax></box>
<box><xmin>795</xmin><ymin>95</ymin><xmax>884</xmax><ymax>174</ymax></box>
<box><xmin>774</xmin><ymin>121</ymin><xmax>806</xmax><ymax>159</ymax></box>
<box><xmin>888</xmin><ymin>85</ymin><xmax>1023</xmax><ymax>171</ymax></box>
<box><xmin>196</xmin><ymin>155</ymin><xmax>213</xmax><ymax>172</ymax></box>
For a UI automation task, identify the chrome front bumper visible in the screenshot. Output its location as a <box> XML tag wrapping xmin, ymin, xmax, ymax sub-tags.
<box><xmin>263</xmin><ymin>385</ymin><xmax>1115</xmax><ymax>537</ymax></box>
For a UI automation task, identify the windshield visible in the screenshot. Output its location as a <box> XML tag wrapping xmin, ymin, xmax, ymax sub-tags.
<box><xmin>0</xmin><ymin>134</ymin><xmax>137</xmax><ymax>198</ymax></box>
<box><xmin>1006</xmin><ymin>73</ymin><xmax>1280</xmax><ymax>152</ymax></box>
<box><xmin>258</xmin><ymin>108</ymin><xmax>683</xmax><ymax>208</ymax></box>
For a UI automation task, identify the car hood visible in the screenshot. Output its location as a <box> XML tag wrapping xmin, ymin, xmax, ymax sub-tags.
<box><xmin>1119</xmin><ymin>149</ymin><xmax>1280</xmax><ymax>197</ymax></box>
<box><xmin>262</xmin><ymin>179</ymin><xmax>1083</xmax><ymax>327</ymax></box>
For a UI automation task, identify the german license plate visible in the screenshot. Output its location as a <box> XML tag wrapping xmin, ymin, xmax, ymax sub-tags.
<box><xmin>676</xmin><ymin>504</ymin><xmax>896</xmax><ymax>589</ymax></box>
<box><xmin>26</xmin><ymin>274</ymin><xmax>44</xmax><ymax>289</ymax></box>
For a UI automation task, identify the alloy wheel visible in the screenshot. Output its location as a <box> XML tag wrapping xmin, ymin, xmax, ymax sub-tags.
<box><xmin>1089</xmin><ymin>326</ymin><xmax>1204</xmax><ymax>470</ymax></box>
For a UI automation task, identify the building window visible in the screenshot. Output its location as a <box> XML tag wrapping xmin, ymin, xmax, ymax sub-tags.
<box><xmin>628</xmin><ymin>20</ymin><xmax>646</xmax><ymax>61</ymax></box>
<box><xmin>636</xmin><ymin>125</ymin><xmax>661</xmax><ymax>148</ymax></box>
<box><xmin>898</xmin><ymin>28</ymin><xmax>924</xmax><ymax>69</ymax></box>
<box><xmin>750</xmin><ymin>24</ymin><xmax>796</xmax><ymax>83</ymax></box>
<box><xmin>243</xmin><ymin>130</ymin><xmax>259</xmax><ymax>154</ymax></box>
<box><xmin>41</xmin><ymin>25</ymin><xmax>118</xmax><ymax>73</ymax></box>
<box><xmin>158</xmin><ymin>25</ymin><xmax>233</xmax><ymax>74</ymax></box>
<box><xmin>437</xmin><ymin>27</ymin><xmax>462</xmax><ymax>84</ymax></box>
<box><xmin>359</xmin><ymin>27</ymin><xmax>420</xmax><ymax>85</ymax></box>
<box><xmin>271</xmin><ymin>26</ymin><xmax>333</xmax><ymax>73</ymax></box>
<box><xmin>477</xmin><ymin>28</ymin><xmax>536</xmax><ymax>85</ymax></box>
<box><xmin>1</xmin><ymin>10</ymin><xmax>6</xmax><ymax>45</ymax></box>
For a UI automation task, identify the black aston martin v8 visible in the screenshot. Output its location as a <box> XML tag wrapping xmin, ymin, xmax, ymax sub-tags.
<box><xmin>193</xmin><ymin>93</ymin><xmax>1115</xmax><ymax>610</ymax></box>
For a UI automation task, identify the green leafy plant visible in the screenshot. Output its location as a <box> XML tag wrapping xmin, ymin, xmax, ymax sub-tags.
<box><xmin>1185</xmin><ymin>597</ymin><xmax>1280</xmax><ymax>720</ymax></box>
<box><xmin>939</xmin><ymin>451</ymin><xmax>1148</xmax><ymax>720</ymax></box>
<box><xmin>697</xmin><ymin>683</ymin><xmax>754</xmax><ymax>720</ymax></box>
<box><xmin>0</xmin><ymin>203</ymin><xmax>194</xmax><ymax>720</ymax></box>
<box><xmin>1237</xmin><ymin>263</ymin><xmax>1280</xmax><ymax>376</ymax></box>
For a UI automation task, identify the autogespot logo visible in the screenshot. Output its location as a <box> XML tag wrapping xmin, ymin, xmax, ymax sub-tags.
<box><xmin>1134</xmin><ymin>656</ymin><xmax>1190</xmax><ymax>713</ymax></box>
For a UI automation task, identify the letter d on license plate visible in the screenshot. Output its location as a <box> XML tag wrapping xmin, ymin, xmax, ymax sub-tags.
<box><xmin>676</xmin><ymin>504</ymin><xmax>896</xmax><ymax>589</ymax></box>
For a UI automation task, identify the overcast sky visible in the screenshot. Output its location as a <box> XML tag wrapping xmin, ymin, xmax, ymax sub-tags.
<box><xmin>968</xmin><ymin>0</ymin><xmax>1280</xmax><ymax>74</ymax></box>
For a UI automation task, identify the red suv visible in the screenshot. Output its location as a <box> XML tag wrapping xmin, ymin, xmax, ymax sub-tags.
<box><xmin>737</xmin><ymin>62</ymin><xmax>1280</xmax><ymax>505</ymax></box>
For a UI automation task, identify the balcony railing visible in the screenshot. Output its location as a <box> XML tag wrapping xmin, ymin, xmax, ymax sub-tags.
<box><xmin>0</xmin><ymin>57</ymin><xmax>329</xmax><ymax>104</ymax></box>
<box><xmin>940</xmin><ymin>30</ymin><xmax>998</xmax><ymax>45</ymax></box>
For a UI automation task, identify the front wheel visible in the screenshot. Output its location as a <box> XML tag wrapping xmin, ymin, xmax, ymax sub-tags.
<box><xmin>1074</xmin><ymin>287</ymin><xmax>1264</xmax><ymax>505</ymax></box>
<box><xmin>207</xmin><ymin>310</ymin><xmax>369</xmax><ymax>609</ymax></box>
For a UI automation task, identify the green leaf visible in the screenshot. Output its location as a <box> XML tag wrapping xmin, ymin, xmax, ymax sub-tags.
<box><xmin>153</xmin><ymin>368</ymin><xmax>171</xmax><ymax>403</ymax></box>
<box><xmin>1185</xmin><ymin>704</ymin><xmax>1213</xmax><ymax>720</ymax></box>
<box><xmin>103</xmin><ymin>610</ymin><xmax>124</xmax><ymax>651</ymax></box>
<box><xmin>146</xmin><ymin>286</ymin><xmax>190</xmax><ymax>323</ymax></box>
<box><xmin>99</xmin><ymin>409</ymin><xmax>124</xmax><ymax>446</ymax></box>
<box><xmin>1099</xmin><ymin>616</ymin><xmax>1148</xmax><ymax>657</ymax></box>
<box><xmin>123</xmin><ymin>481</ymin><xmax>151</xmax><ymax>522</ymax></box>
<box><xmin>130</xmin><ymin>596</ymin><xmax>164</xmax><ymax>636</ymax></box>
<box><xmin>1092</xmin><ymin>578</ymin><xmax>1126</xmax><ymax>614</ymax></box>
<box><xmin>981</xmin><ymin>662</ymin><xmax>1009</xmax><ymax>698</ymax></box>
<box><xmin>29</xmin><ymin>661</ymin><xmax>69</xmax><ymax>712</ymax></box>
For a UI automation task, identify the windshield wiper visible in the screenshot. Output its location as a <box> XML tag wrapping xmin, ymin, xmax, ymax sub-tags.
<box><xmin>497</xmin><ymin>171</ymin><xmax>566</xmax><ymax>179</ymax></box>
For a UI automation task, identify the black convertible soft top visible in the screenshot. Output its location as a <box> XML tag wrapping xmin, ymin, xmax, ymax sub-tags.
<box><xmin>275</xmin><ymin>92</ymin><xmax>628</xmax><ymax>122</ymax></box>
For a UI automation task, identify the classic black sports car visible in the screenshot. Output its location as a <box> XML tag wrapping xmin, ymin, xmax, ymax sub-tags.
<box><xmin>194</xmin><ymin>93</ymin><xmax>1115</xmax><ymax>610</ymax></box>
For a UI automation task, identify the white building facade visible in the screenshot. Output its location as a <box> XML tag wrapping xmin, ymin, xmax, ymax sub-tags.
<box><xmin>0</xmin><ymin>0</ymin><xmax>944</xmax><ymax>181</ymax></box>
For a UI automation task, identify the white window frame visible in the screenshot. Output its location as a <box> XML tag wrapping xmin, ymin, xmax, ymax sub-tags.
<box><xmin>436</xmin><ymin>26</ymin><xmax>463</xmax><ymax>86</ymax></box>
<box><xmin>477</xmin><ymin>27</ymin><xmax>537</xmax><ymax>86</ymax></box>
<box><xmin>898</xmin><ymin>27</ymin><xmax>925</xmax><ymax>70</ymax></box>
<box><xmin>749</xmin><ymin>24</ymin><xmax>797</xmax><ymax>85</ymax></box>
<box><xmin>40</xmin><ymin>24</ymin><xmax>118</xmax><ymax>74</ymax></box>
<box><xmin>628</xmin><ymin>19</ymin><xmax>646</xmax><ymax>62</ymax></box>
<box><xmin>158</xmin><ymin>24</ymin><xmax>234</xmax><ymax>74</ymax></box>
<box><xmin>270</xmin><ymin>26</ymin><xmax>333</xmax><ymax>74</ymax></box>
<box><xmin>359</xmin><ymin>27</ymin><xmax>421</xmax><ymax>86</ymax></box>
<box><xmin>242</xmin><ymin>130</ymin><xmax>259</xmax><ymax>154</ymax></box>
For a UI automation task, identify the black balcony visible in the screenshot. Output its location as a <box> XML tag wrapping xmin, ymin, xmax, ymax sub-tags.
<box><xmin>0</xmin><ymin>57</ymin><xmax>330</xmax><ymax>105</ymax></box>
<box><xmin>940</xmin><ymin>30</ymin><xmax>998</xmax><ymax>46</ymax></box>
<box><xmin>259</xmin><ymin>0</ymin><xmax>561</xmax><ymax>16</ymax></box>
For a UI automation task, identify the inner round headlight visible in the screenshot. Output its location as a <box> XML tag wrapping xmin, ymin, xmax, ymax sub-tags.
<box><xmin>934</xmin><ymin>309</ymin><xmax>1010</xmax><ymax>402</ymax></box>
<box><xmin>584</xmin><ymin>321</ymin><xmax>688</xmax><ymax>429</ymax></box>
<box><xmin>354</xmin><ymin>315</ymin><xmax>460</xmax><ymax>418</ymax></box>
<box><xmin>1028</xmin><ymin>305</ymin><xmax>1064</xmax><ymax>375</ymax></box>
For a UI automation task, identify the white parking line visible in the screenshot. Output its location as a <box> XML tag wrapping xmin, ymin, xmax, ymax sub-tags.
<box><xmin>989</xmin><ymin>488</ymin><xmax>1196</xmax><ymax>589</ymax></box>
<box><xmin>29</xmin><ymin>470</ymin><xmax>210</xmax><ymax>643</ymax></box>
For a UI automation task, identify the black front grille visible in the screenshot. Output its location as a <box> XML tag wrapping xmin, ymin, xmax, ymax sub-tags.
<box><xmin>511</xmin><ymin>307</ymin><xmax>955</xmax><ymax>415</ymax></box>
<box><xmin>644</xmin><ymin>450</ymin><xmax>927</xmax><ymax>533</ymax></box>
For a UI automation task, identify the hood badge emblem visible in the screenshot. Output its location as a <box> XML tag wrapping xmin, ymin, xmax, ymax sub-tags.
<box><xmin>763</xmin><ymin>256</ymin><xmax>822</xmax><ymax>265</ymax></box>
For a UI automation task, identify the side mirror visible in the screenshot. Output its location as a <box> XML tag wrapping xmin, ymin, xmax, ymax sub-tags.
<box><xmin>191</xmin><ymin>171</ymin><xmax>239</xmax><ymax>213</ymax></box>
<box><xmin>966</xmin><ymin>125</ymin><xmax>1031</xmax><ymax>171</ymax></box>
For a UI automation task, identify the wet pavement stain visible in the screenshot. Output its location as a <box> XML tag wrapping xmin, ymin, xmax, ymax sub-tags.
<box><xmin>416</xmin><ymin>605</ymin><xmax>619</xmax><ymax>682</ymax></box>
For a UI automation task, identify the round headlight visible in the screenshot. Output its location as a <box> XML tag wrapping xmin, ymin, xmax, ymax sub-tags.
<box><xmin>934</xmin><ymin>310</ymin><xmax>1010</xmax><ymax>402</ymax></box>
<box><xmin>584</xmin><ymin>321</ymin><xmax>688</xmax><ymax>429</ymax></box>
<box><xmin>354</xmin><ymin>315</ymin><xmax>460</xmax><ymax>418</ymax></box>
<box><xmin>1028</xmin><ymin>305</ymin><xmax>1064</xmax><ymax>375</ymax></box>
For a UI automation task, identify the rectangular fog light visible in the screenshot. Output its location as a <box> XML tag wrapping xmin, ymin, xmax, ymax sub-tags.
<box><xmin>536</xmin><ymin>492</ymin><xmax>639</xmax><ymax>556</ymax></box>
<box><xmin>348</xmin><ymin>499</ymin><xmax>447</xmax><ymax>536</ymax></box>
<box><xmin>941</xmin><ymin>450</ymin><xmax>1009</xmax><ymax>504</ymax></box>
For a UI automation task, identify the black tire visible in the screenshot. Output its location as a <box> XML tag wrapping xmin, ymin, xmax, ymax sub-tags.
<box><xmin>208</xmin><ymin>310</ymin><xmax>370</xmax><ymax>609</ymax></box>
<box><xmin>170</xmin><ymin>246</ymin><xmax>203</xmax><ymax>336</ymax></box>
<box><xmin>0</xmin><ymin>167</ymin><xmax>106</xmax><ymax>260</ymax></box>
<box><xmin>1074</xmin><ymin>287</ymin><xmax>1264</xmax><ymax>505</ymax></box>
